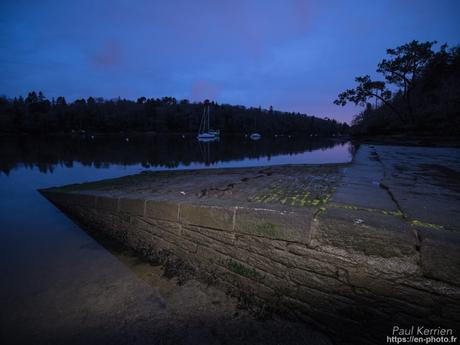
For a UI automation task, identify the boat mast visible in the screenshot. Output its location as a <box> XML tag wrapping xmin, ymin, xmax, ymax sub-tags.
<box><xmin>199</xmin><ymin>106</ymin><xmax>207</xmax><ymax>134</ymax></box>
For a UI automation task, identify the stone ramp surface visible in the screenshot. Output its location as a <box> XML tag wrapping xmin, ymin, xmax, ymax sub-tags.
<box><xmin>376</xmin><ymin>145</ymin><xmax>460</xmax><ymax>231</ymax></box>
<box><xmin>54</xmin><ymin>164</ymin><xmax>342</xmax><ymax>211</ymax></box>
<box><xmin>332</xmin><ymin>144</ymin><xmax>460</xmax><ymax>232</ymax></box>
<box><xmin>331</xmin><ymin>145</ymin><xmax>398</xmax><ymax>211</ymax></box>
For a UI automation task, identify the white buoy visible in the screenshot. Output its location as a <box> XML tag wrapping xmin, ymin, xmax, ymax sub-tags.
<box><xmin>125</xmin><ymin>138</ymin><xmax>129</xmax><ymax>142</ymax></box>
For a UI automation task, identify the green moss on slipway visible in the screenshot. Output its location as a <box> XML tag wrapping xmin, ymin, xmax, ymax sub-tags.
<box><xmin>410</xmin><ymin>219</ymin><xmax>444</xmax><ymax>230</ymax></box>
<box><xmin>255</xmin><ymin>222</ymin><xmax>279</xmax><ymax>237</ymax></box>
<box><xmin>249</xmin><ymin>185</ymin><xmax>334</xmax><ymax>208</ymax></box>
<box><xmin>227</xmin><ymin>259</ymin><xmax>263</xmax><ymax>280</ymax></box>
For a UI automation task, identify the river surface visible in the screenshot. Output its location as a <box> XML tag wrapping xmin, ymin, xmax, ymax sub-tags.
<box><xmin>0</xmin><ymin>135</ymin><xmax>350</xmax><ymax>345</ymax></box>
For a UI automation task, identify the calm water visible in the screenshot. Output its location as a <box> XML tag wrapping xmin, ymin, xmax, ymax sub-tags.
<box><xmin>1</xmin><ymin>134</ymin><xmax>353</xmax><ymax>175</ymax></box>
<box><xmin>0</xmin><ymin>134</ymin><xmax>349</xmax><ymax>344</ymax></box>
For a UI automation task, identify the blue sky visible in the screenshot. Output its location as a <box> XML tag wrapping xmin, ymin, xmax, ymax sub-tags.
<box><xmin>1</xmin><ymin>0</ymin><xmax>459</xmax><ymax>123</ymax></box>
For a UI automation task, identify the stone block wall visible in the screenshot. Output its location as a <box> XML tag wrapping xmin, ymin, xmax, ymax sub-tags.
<box><xmin>42</xmin><ymin>190</ymin><xmax>460</xmax><ymax>344</ymax></box>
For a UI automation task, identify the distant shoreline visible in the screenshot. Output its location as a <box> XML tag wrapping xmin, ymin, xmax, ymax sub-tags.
<box><xmin>0</xmin><ymin>131</ymin><xmax>351</xmax><ymax>140</ymax></box>
<box><xmin>4</xmin><ymin>131</ymin><xmax>460</xmax><ymax>148</ymax></box>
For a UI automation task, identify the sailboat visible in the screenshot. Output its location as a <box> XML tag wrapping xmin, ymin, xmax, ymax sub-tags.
<box><xmin>249</xmin><ymin>110</ymin><xmax>261</xmax><ymax>140</ymax></box>
<box><xmin>197</xmin><ymin>105</ymin><xmax>220</xmax><ymax>141</ymax></box>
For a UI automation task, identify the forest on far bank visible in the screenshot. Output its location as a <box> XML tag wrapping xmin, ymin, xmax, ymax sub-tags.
<box><xmin>335</xmin><ymin>40</ymin><xmax>460</xmax><ymax>137</ymax></box>
<box><xmin>0</xmin><ymin>94</ymin><xmax>348</xmax><ymax>137</ymax></box>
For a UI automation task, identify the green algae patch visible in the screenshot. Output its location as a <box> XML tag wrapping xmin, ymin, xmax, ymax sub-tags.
<box><xmin>310</xmin><ymin>199</ymin><xmax>320</xmax><ymax>206</ymax></box>
<box><xmin>385</xmin><ymin>210</ymin><xmax>405</xmax><ymax>218</ymax></box>
<box><xmin>332</xmin><ymin>204</ymin><xmax>449</xmax><ymax>231</ymax></box>
<box><xmin>249</xmin><ymin>189</ymin><xmax>332</xmax><ymax>208</ymax></box>
<box><xmin>246</xmin><ymin>171</ymin><xmax>339</xmax><ymax>208</ymax></box>
<box><xmin>339</xmin><ymin>204</ymin><xmax>360</xmax><ymax>210</ymax></box>
<box><xmin>255</xmin><ymin>222</ymin><xmax>279</xmax><ymax>237</ymax></box>
<box><xmin>410</xmin><ymin>219</ymin><xmax>444</xmax><ymax>230</ymax></box>
<box><xmin>334</xmin><ymin>203</ymin><xmax>406</xmax><ymax>219</ymax></box>
<box><xmin>227</xmin><ymin>259</ymin><xmax>263</xmax><ymax>280</ymax></box>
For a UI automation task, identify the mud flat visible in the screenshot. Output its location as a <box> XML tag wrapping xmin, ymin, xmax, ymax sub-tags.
<box><xmin>40</xmin><ymin>144</ymin><xmax>460</xmax><ymax>344</ymax></box>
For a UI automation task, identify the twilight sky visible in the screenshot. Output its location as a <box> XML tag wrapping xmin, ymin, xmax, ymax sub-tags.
<box><xmin>1</xmin><ymin>0</ymin><xmax>459</xmax><ymax>123</ymax></box>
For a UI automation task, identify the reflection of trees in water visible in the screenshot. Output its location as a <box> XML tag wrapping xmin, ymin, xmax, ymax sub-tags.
<box><xmin>0</xmin><ymin>135</ymin><xmax>350</xmax><ymax>175</ymax></box>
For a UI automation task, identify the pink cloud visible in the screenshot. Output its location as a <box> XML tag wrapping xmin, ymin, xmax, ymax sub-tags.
<box><xmin>191</xmin><ymin>79</ymin><xmax>221</xmax><ymax>101</ymax></box>
<box><xmin>92</xmin><ymin>40</ymin><xmax>122</xmax><ymax>68</ymax></box>
<box><xmin>290</xmin><ymin>0</ymin><xmax>315</xmax><ymax>32</ymax></box>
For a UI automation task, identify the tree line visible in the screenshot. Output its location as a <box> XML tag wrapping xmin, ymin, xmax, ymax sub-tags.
<box><xmin>335</xmin><ymin>40</ymin><xmax>460</xmax><ymax>137</ymax></box>
<box><xmin>0</xmin><ymin>93</ymin><xmax>348</xmax><ymax>136</ymax></box>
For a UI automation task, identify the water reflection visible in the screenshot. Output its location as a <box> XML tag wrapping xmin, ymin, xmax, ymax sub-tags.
<box><xmin>0</xmin><ymin>134</ymin><xmax>353</xmax><ymax>175</ymax></box>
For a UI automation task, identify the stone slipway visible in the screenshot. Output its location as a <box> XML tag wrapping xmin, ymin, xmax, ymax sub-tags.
<box><xmin>40</xmin><ymin>144</ymin><xmax>460</xmax><ymax>344</ymax></box>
